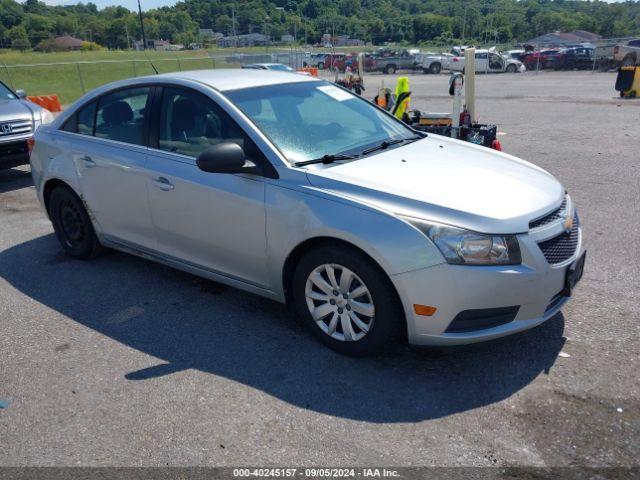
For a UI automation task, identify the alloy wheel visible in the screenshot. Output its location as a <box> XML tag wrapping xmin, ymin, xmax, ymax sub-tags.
<box><xmin>304</xmin><ymin>263</ymin><xmax>375</xmax><ymax>342</ymax></box>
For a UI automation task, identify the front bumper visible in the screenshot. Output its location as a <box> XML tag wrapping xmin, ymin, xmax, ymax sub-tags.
<box><xmin>392</xmin><ymin>227</ymin><xmax>585</xmax><ymax>346</ymax></box>
<box><xmin>0</xmin><ymin>138</ymin><xmax>30</xmax><ymax>169</ymax></box>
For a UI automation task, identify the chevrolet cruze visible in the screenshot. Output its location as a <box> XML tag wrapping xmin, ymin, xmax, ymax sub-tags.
<box><xmin>29</xmin><ymin>70</ymin><xmax>585</xmax><ymax>356</ymax></box>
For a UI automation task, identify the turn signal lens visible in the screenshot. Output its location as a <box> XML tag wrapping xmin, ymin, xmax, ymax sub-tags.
<box><xmin>414</xmin><ymin>304</ymin><xmax>437</xmax><ymax>316</ymax></box>
<box><xmin>26</xmin><ymin>137</ymin><xmax>35</xmax><ymax>157</ymax></box>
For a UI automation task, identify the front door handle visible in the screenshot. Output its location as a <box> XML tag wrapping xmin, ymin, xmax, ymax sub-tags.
<box><xmin>153</xmin><ymin>177</ymin><xmax>174</xmax><ymax>191</ymax></box>
<box><xmin>80</xmin><ymin>155</ymin><xmax>96</xmax><ymax>168</ymax></box>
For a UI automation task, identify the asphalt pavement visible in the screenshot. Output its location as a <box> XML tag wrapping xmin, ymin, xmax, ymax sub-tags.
<box><xmin>0</xmin><ymin>70</ymin><xmax>638</xmax><ymax>467</ymax></box>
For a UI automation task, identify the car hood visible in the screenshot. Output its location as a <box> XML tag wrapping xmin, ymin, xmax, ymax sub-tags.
<box><xmin>305</xmin><ymin>135</ymin><xmax>564</xmax><ymax>234</ymax></box>
<box><xmin>0</xmin><ymin>99</ymin><xmax>37</xmax><ymax>121</ymax></box>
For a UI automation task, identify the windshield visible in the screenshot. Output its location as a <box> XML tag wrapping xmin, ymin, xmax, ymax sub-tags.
<box><xmin>225</xmin><ymin>81</ymin><xmax>415</xmax><ymax>163</ymax></box>
<box><xmin>0</xmin><ymin>82</ymin><xmax>17</xmax><ymax>100</ymax></box>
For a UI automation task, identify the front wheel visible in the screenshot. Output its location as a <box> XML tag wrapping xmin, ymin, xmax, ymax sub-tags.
<box><xmin>429</xmin><ymin>62</ymin><xmax>442</xmax><ymax>74</ymax></box>
<box><xmin>506</xmin><ymin>64</ymin><xmax>517</xmax><ymax>73</ymax></box>
<box><xmin>292</xmin><ymin>246</ymin><xmax>404</xmax><ymax>356</ymax></box>
<box><xmin>49</xmin><ymin>186</ymin><xmax>104</xmax><ymax>259</ymax></box>
<box><xmin>622</xmin><ymin>56</ymin><xmax>636</xmax><ymax>67</ymax></box>
<box><xmin>384</xmin><ymin>64</ymin><xmax>396</xmax><ymax>74</ymax></box>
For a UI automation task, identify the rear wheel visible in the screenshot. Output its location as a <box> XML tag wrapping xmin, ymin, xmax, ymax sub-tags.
<box><xmin>622</xmin><ymin>56</ymin><xmax>636</xmax><ymax>67</ymax></box>
<box><xmin>49</xmin><ymin>186</ymin><xmax>104</xmax><ymax>259</ymax></box>
<box><xmin>292</xmin><ymin>245</ymin><xmax>404</xmax><ymax>356</ymax></box>
<box><xmin>384</xmin><ymin>64</ymin><xmax>396</xmax><ymax>75</ymax></box>
<box><xmin>317</xmin><ymin>62</ymin><xmax>325</xmax><ymax>70</ymax></box>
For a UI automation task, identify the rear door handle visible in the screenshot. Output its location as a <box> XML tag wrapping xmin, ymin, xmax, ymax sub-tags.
<box><xmin>80</xmin><ymin>155</ymin><xmax>95</xmax><ymax>168</ymax></box>
<box><xmin>152</xmin><ymin>177</ymin><xmax>174</xmax><ymax>191</ymax></box>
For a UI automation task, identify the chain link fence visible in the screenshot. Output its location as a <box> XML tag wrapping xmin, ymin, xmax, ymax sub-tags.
<box><xmin>0</xmin><ymin>49</ymin><xmax>315</xmax><ymax>105</ymax></box>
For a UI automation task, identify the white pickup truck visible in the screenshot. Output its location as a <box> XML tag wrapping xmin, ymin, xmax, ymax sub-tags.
<box><xmin>414</xmin><ymin>52</ymin><xmax>454</xmax><ymax>74</ymax></box>
<box><xmin>614</xmin><ymin>39</ymin><xmax>640</xmax><ymax>67</ymax></box>
<box><xmin>448</xmin><ymin>49</ymin><xmax>526</xmax><ymax>73</ymax></box>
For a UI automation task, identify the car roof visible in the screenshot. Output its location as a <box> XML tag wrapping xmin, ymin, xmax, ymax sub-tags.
<box><xmin>156</xmin><ymin>68</ymin><xmax>316</xmax><ymax>91</ymax></box>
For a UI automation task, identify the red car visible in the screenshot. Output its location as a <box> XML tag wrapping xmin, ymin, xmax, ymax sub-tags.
<box><xmin>344</xmin><ymin>53</ymin><xmax>376</xmax><ymax>72</ymax></box>
<box><xmin>319</xmin><ymin>54</ymin><xmax>348</xmax><ymax>71</ymax></box>
<box><xmin>521</xmin><ymin>49</ymin><xmax>560</xmax><ymax>70</ymax></box>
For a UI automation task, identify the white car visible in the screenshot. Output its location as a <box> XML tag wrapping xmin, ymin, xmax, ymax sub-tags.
<box><xmin>449</xmin><ymin>49</ymin><xmax>526</xmax><ymax>73</ymax></box>
<box><xmin>30</xmin><ymin>70</ymin><xmax>584</xmax><ymax>356</ymax></box>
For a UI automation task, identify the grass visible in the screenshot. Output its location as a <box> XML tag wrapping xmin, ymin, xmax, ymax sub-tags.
<box><xmin>0</xmin><ymin>49</ymin><xmax>222</xmax><ymax>105</ymax></box>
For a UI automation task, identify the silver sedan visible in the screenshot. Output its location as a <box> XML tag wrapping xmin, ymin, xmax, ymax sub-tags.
<box><xmin>29</xmin><ymin>70</ymin><xmax>585</xmax><ymax>356</ymax></box>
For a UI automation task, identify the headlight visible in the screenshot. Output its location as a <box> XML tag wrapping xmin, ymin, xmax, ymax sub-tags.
<box><xmin>400</xmin><ymin>216</ymin><xmax>521</xmax><ymax>266</ymax></box>
<box><xmin>40</xmin><ymin>109</ymin><xmax>55</xmax><ymax>125</ymax></box>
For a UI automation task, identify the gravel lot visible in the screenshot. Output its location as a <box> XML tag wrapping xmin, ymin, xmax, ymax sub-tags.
<box><xmin>0</xmin><ymin>70</ymin><xmax>638</xmax><ymax>468</ymax></box>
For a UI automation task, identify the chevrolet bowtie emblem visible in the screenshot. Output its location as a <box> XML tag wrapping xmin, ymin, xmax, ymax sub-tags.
<box><xmin>563</xmin><ymin>211</ymin><xmax>573</xmax><ymax>232</ymax></box>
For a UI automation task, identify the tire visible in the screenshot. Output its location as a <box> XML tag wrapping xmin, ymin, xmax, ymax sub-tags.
<box><xmin>622</xmin><ymin>56</ymin><xmax>636</xmax><ymax>67</ymax></box>
<box><xmin>48</xmin><ymin>186</ymin><xmax>104</xmax><ymax>259</ymax></box>
<box><xmin>317</xmin><ymin>62</ymin><xmax>324</xmax><ymax>70</ymax></box>
<box><xmin>429</xmin><ymin>62</ymin><xmax>441</xmax><ymax>74</ymax></box>
<box><xmin>292</xmin><ymin>245</ymin><xmax>404</xmax><ymax>356</ymax></box>
<box><xmin>506</xmin><ymin>64</ymin><xmax>517</xmax><ymax>73</ymax></box>
<box><xmin>384</xmin><ymin>64</ymin><xmax>396</xmax><ymax>75</ymax></box>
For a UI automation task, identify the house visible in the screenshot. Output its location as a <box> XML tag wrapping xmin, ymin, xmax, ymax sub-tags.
<box><xmin>320</xmin><ymin>33</ymin><xmax>364</xmax><ymax>47</ymax></box>
<box><xmin>526</xmin><ymin>30</ymin><xmax>601</xmax><ymax>47</ymax></box>
<box><xmin>217</xmin><ymin>33</ymin><xmax>268</xmax><ymax>48</ymax></box>
<box><xmin>39</xmin><ymin>35</ymin><xmax>84</xmax><ymax>51</ymax></box>
<box><xmin>281</xmin><ymin>34</ymin><xmax>295</xmax><ymax>44</ymax></box>
<box><xmin>199</xmin><ymin>29</ymin><xmax>223</xmax><ymax>40</ymax></box>
<box><xmin>134</xmin><ymin>39</ymin><xmax>170</xmax><ymax>51</ymax></box>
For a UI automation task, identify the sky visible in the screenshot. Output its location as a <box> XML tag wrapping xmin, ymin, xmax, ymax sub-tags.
<box><xmin>29</xmin><ymin>0</ymin><xmax>633</xmax><ymax>11</ymax></box>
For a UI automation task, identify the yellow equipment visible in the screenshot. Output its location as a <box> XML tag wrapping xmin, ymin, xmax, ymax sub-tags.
<box><xmin>393</xmin><ymin>77</ymin><xmax>411</xmax><ymax>120</ymax></box>
<box><xmin>615</xmin><ymin>66</ymin><xmax>640</xmax><ymax>98</ymax></box>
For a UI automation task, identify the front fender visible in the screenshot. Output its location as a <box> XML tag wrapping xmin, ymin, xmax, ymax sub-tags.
<box><xmin>265</xmin><ymin>179</ymin><xmax>445</xmax><ymax>300</ymax></box>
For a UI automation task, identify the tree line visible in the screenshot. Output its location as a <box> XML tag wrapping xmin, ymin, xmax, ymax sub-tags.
<box><xmin>1</xmin><ymin>0</ymin><xmax>639</xmax><ymax>51</ymax></box>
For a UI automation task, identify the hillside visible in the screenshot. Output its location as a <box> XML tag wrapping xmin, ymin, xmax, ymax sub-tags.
<box><xmin>1</xmin><ymin>0</ymin><xmax>639</xmax><ymax>50</ymax></box>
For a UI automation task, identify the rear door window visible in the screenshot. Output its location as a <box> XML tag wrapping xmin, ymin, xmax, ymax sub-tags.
<box><xmin>61</xmin><ymin>101</ymin><xmax>96</xmax><ymax>136</ymax></box>
<box><xmin>94</xmin><ymin>87</ymin><xmax>150</xmax><ymax>146</ymax></box>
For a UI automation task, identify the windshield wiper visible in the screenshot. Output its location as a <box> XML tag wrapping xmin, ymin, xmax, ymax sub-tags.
<box><xmin>294</xmin><ymin>153</ymin><xmax>360</xmax><ymax>167</ymax></box>
<box><xmin>361</xmin><ymin>136</ymin><xmax>422</xmax><ymax>156</ymax></box>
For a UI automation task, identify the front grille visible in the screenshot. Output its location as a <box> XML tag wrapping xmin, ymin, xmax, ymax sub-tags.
<box><xmin>537</xmin><ymin>213</ymin><xmax>580</xmax><ymax>264</ymax></box>
<box><xmin>0</xmin><ymin>118</ymin><xmax>33</xmax><ymax>136</ymax></box>
<box><xmin>529</xmin><ymin>196</ymin><xmax>567</xmax><ymax>229</ymax></box>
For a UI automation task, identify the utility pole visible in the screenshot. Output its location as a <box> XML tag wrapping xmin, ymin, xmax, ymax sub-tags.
<box><xmin>124</xmin><ymin>24</ymin><xmax>131</xmax><ymax>49</ymax></box>
<box><xmin>231</xmin><ymin>6</ymin><xmax>237</xmax><ymax>51</ymax></box>
<box><xmin>461</xmin><ymin>2</ymin><xmax>467</xmax><ymax>44</ymax></box>
<box><xmin>137</xmin><ymin>0</ymin><xmax>147</xmax><ymax>49</ymax></box>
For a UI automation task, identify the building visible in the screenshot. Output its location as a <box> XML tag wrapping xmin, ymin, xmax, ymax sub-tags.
<box><xmin>280</xmin><ymin>34</ymin><xmax>295</xmax><ymax>44</ymax></box>
<box><xmin>199</xmin><ymin>29</ymin><xmax>224</xmax><ymax>41</ymax></box>
<box><xmin>217</xmin><ymin>33</ymin><xmax>268</xmax><ymax>48</ymax></box>
<box><xmin>134</xmin><ymin>39</ymin><xmax>170</xmax><ymax>51</ymax></box>
<box><xmin>526</xmin><ymin>30</ymin><xmax>601</xmax><ymax>47</ymax></box>
<box><xmin>320</xmin><ymin>33</ymin><xmax>364</xmax><ymax>47</ymax></box>
<box><xmin>48</xmin><ymin>35</ymin><xmax>84</xmax><ymax>50</ymax></box>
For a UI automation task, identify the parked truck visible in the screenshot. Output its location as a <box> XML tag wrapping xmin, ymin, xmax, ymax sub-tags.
<box><xmin>371</xmin><ymin>49</ymin><xmax>420</xmax><ymax>74</ymax></box>
<box><xmin>614</xmin><ymin>39</ymin><xmax>640</xmax><ymax>67</ymax></box>
<box><xmin>414</xmin><ymin>52</ymin><xmax>454</xmax><ymax>74</ymax></box>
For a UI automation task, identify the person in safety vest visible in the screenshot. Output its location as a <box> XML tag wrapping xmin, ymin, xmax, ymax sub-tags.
<box><xmin>392</xmin><ymin>77</ymin><xmax>411</xmax><ymax>121</ymax></box>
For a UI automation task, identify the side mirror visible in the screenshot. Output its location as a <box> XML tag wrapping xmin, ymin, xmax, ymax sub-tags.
<box><xmin>15</xmin><ymin>89</ymin><xmax>27</xmax><ymax>99</ymax></box>
<box><xmin>196</xmin><ymin>142</ymin><xmax>259</xmax><ymax>175</ymax></box>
